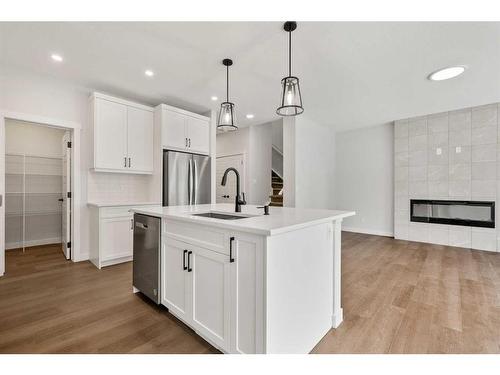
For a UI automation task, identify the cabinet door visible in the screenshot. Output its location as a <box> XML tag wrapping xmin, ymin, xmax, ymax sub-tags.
<box><xmin>186</xmin><ymin>116</ymin><xmax>210</xmax><ymax>155</ymax></box>
<box><xmin>100</xmin><ymin>216</ymin><xmax>133</xmax><ymax>261</ymax></box>
<box><xmin>162</xmin><ymin>109</ymin><xmax>187</xmax><ymax>151</ymax></box>
<box><xmin>162</xmin><ymin>239</ymin><xmax>190</xmax><ymax>322</ymax></box>
<box><xmin>189</xmin><ymin>245</ymin><xmax>231</xmax><ymax>352</ymax></box>
<box><xmin>127</xmin><ymin>106</ymin><xmax>153</xmax><ymax>173</ymax></box>
<box><xmin>94</xmin><ymin>98</ymin><xmax>128</xmax><ymax>170</ymax></box>
<box><xmin>230</xmin><ymin>234</ymin><xmax>265</xmax><ymax>354</ymax></box>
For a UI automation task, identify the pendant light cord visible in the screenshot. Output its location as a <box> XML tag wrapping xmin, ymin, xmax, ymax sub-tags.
<box><xmin>288</xmin><ymin>30</ymin><xmax>292</xmax><ymax>77</ymax></box>
<box><xmin>226</xmin><ymin>65</ymin><xmax>229</xmax><ymax>102</ymax></box>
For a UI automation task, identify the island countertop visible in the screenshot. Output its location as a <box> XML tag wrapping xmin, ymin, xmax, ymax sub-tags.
<box><xmin>130</xmin><ymin>203</ymin><xmax>355</xmax><ymax>236</ymax></box>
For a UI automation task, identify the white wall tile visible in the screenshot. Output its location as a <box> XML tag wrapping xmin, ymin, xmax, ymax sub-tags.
<box><xmin>395</xmin><ymin>209</ymin><xmax>409</xmax><ymax>224</ymax></box>
<box><xmin>471</xmin><ymin>104</ymin><xmax>497</xmax><ymax>128</ymax></box>
<box><xmin>409</xmin><ymin>181</ymin><xmax>427</xmax><ymax>198</ymax></box>
<box><xmin>471</xmin><ymin>144</ymin><xmax>496</xmax><ymax>162</ymax></box>
<box><xmin>409</xmin><ymin>135</ymin><xmax>427</xmax><ymax>151</ymax></box>
<box><xmin>394</xmin><ymin>222</ymin><xmax>409</xmax><ymax>240</ymax></box>
<box><xmin>449</xmin><ymin>145</ymin><xmax>471</xmax><ymax>164</ymax></box>
<box><xmin>395</xmin><ymin>152</ymin><xmax>409</xmax><ymax>167</ymax></box>
<box><xmin>394</xmin><ymin>120</ymin><xmax>409</xmax><ymax>139</ymax></box>
<box><xmin>428</xmin><ymin>113</ymin><xmax>448</xmax><ymax>134</ymax></box>
<box><xmin>395</xmin><ymin>138</ymin><xmax>408</xmax><ymax>153</ymax></box>
<box><xmin>409</xmin><ymin>223</ymin><xmax>429</xmax><ymax>243</ymax></box>
<box><xmin>471</xmin><ymin>228</ymin><xmax>497</xmax><ymax>252</ymax></box>
<box><xmin>395</xmin><ymin>195</ymin><xmax>409</xmax><ymax>211</ymax></box>
<box><xmin>449</xmin><ymin>109</ymin><xmax>471</xmax><ymax>133</ymax></box>
<box><xmin>471</xmin><ymin>125</ymin><xmax>497</xmax><ymax>146</ymax></box>
<box><xmin>449</xmin><ymin>129</ymin><xmax>471</xmax><ymax>146</ymax></box>
<box><xmin>408</xmin><ymin>117</ymin><xmax>427</xmax><ymax>136</ymax></box>
<box><xmin>428</xmin><ymin>181</ymin><xmax>448</xmax><ymax>198</ymax></box>
<box><xmin>427</xmin><ymin>146</ymin><xmax>448</xmax><ymax>165</ymax></box>
<box><xmin>428</xmin><ymin>165</ymin><xmax>448</xmax><ymax>181</ymax></box>
<box><xmin>449</xmin><ymin>180</ymin><xmax>471</xmax><ymax>198</ymax></box>
<box><xmin>428</xmin><ymin>131</ymin><xmax>448</xmax><ymax>148</ymax></box>
<box><xmin>449</xmin><ymin>226</ymin><xmax>471</xmax><ymax>248</ymax></box>
<box><xmin>395</xmin><ymin>180</ymin><xmax>409</xmax><ymax>196</ymax></box>
<box><xmin>409</xmin><ymin>150</ymin><xmax>427</xmax><ymax>166</ymax></box>
<box><xmin>428</xmin><ymin>225</ymin><xmax>449</xmax><ymax>245</ymax></box>
<box><xmin>409</xmin><ymin>165</ymin><xmax>426</xmax><ymax>181</ymax></box>
<box><xmin>449</xmin><ymin>163</ymin><xmax>471</xmax><ymax>181</ymax></box>
<box><xmin>395</xmin><ymin>166</ymin><xmax>409</xmax><ymax>182</ymax></box>
<box><xmin>471</xmin><ymin>180</ymin><xmax>496</xmax><ymax>199</ymax></box>
<box><xmin>471</xmin><ymin>161</ymin><xmax>496</xmax><ymax>180</ymax></box>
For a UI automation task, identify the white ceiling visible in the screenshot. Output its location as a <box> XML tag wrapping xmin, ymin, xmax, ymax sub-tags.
<box><xmin>1</xmin><ymin>22</ymin><xmax>500</xmax><ymax>131</ymax></box>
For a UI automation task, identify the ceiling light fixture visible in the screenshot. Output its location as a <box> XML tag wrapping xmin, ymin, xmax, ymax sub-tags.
<box><xmin>246</xmin><ymin>114</ymin><xmax>254</xmax><ymax>119</ymax></box>
<box><xmin>428</xmin><ymin>66</ymin><xmax>466</xmax><ymax>81</ymax></box>
<box><xmin>277</xmin><ymin>21</ymin><xmax>304</xmax><ymax>116</ymax></box>
<box><xmin>211</xmin><ymin>96</ymin><xmax>218</xmax><ymax>101</ymax></box>
<box><xmin>51</xmin><ymin>54</ymin><xmax>63</xmax><ymax>62</ymax></box>
<box><xmin>145</xmin><ymin>70</ymin><xmax>154</xmax><ymax>77</ymax></box>
<box><xmin>217</xmin><ymin>58</ymin><xmax>237</xmax><ymax>132</ymax></box>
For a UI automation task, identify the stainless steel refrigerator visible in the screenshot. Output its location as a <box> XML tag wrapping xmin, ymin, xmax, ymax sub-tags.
<box><xmin>163</xmin><ymin>150</ymin><xmax>211</xmax><ymax>206</ymax></box>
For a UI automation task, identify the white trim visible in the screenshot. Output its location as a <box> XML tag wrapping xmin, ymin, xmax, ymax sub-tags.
<box><xmin>0</xmin><ymin>110</ymin><xmax>82</xmax><ymax>276</ymax></box>
<box><xmin>342</xmin><ymin>226</ymin><xmax>394</xmax><ymax>237</ymax></box>
<box><xmin>157</xmin><ymin>103</ymin><xmax>210</xmax><ymax>121</ymax></box>
<box><xmin>272</xmin><ymin>144</ymin><xmax>283</xmax><ymax>155</ymax></box>
<box><xmin>6</xmin><ymin>237</ymin><xmax>62</xmax><ymax>250</ymax></box>
<box><xmin>91</xmin><ymin>92</ymin><xmax>154</xmax><ymax>112</ymax></box>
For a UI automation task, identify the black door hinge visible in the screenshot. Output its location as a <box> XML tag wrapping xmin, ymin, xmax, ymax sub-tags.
<box><xmin>67</xmin><ymin>242</ymin><xmax>71</xmax><ymax>248</ymax></box>
<box><xmin>67</xmin><ymin>192</ymin><xmax>72</xmax><ymax>199</ymax></box>
<box><xmin>67</xmin><ymin>141</ymin><xmax>72</xmax><ymax>148</ymax></box>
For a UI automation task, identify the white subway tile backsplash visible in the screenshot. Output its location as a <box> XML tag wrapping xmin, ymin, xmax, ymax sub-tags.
<box><xmin>471</xmin><ymin>144</ymin><xmax>496</xmax><ymax>162</ymax></box>
<box><xmin>428</xmin><ymin>113</ymin><xmax>448</xmax><ymax>134</ymax></box>
<box><xmin>394</xmin><ymin>120</ymin><xmax>409</xmax><ymax>139</ymax></box>
<box><xmin>471</xmin><ymin>125</ymin><xmax>497</xmax><ymax>145</ymax></box>
<box><xmin>428</xmin><ymin>165</ymin><xmax>448</xmax><ymax>181</ymax></box>
<box><xmin>449</xmin><ymin>163</ymin><xmax>471</xmax><ymax>181</ymax></box>
<box><xmin>471</xmin><ymin>104</ymin><xmax>497</xmax><ymax>129</ymax></box>
<box><xmin>471</xmin><ymin>162</ymin><xmax>496</xmax><ymax>180</ymax></box>
<box><xmin>408</xmin><ymin>117</ymin><xmax>427</xmax><ymax>136</ymax></box>
<box><xmin>409</xmin><ymin>135</ymin><xmax>428</xmax><ymax>151</ymax></box>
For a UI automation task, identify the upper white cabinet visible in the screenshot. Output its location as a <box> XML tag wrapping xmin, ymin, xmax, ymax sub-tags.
<box><xmin>91</xmin><ymin>93</ymin><xmax>154</xmax><ymax>174</ymax></box>
<box><xmin>159</xmin><ymin>104</ymin><xmax>210</xmax><ymax>155</ymax></box>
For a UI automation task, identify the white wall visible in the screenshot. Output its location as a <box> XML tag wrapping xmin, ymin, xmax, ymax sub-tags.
<box><xmin>283</xmin><ymin>115</ymin><xmax>336</xmax><ymax>210</ymax></box>
<box><xmin>0</xmin><ymin>65</ymin><xmax>156</xmax><ymax>260</ymax></box>
<box><xmin>335</xmin><ymin>123</ymin><xmax>394</xmax><ymax>236</ymax></box>
<box><xmin>5</xmin><ymin>119</ymin><xmax>65</xmax><ymax>158</ymax></box>
<box><xmin>272</xmin><ymin>119</ymin><xmax>283</xmax><ymax>152</ymax></box>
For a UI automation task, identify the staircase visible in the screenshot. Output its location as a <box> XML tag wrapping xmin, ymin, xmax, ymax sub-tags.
<box><xmin>270</xmin><ymin>171</ymin><xmax>283</xmax><ymax>207</ymax></box>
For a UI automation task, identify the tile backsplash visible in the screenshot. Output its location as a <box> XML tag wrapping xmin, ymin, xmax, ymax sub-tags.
<box><xmin>394</xmin><ymin>103</ymin><xmax>499</xmax><ymax>252</ymax></box>
<box><xmin>87</xmin><ymin>171</ymin><xmax>154</xmax><ymax>203</ymax></box>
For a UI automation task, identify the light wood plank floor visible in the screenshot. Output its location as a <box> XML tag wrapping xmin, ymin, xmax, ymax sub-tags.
<box><xmin>1</xmin><ymin>235</ymin><xmax>499</xmax><ymax>354</ymax></box>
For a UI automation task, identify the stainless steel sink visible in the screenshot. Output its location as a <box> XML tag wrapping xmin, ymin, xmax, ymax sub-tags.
<box><xmin>192</xmin><ymin>212</ymin><xmax>251</xmax><ymax>220</ymax></box>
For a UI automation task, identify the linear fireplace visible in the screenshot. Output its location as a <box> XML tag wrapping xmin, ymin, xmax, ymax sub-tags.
<box><xmin>410</xmin><ymin>200</ymin><xmax>495</xmax><ymax>228</ymax></box>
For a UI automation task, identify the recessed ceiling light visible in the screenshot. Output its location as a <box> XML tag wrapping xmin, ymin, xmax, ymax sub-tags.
<box><xmin>51</xmin><ymin>54</ymin><xmax>63</xmax><ymax>62</ymax></box>
<box><xmin>246</xmin><ymin>114</ymin><xmax>254</xmax><ymax>119</ymax></box>
<box><xmin>145</xmin><ymin>70</ymin><xmax>154</xmax><ymax>77</ymax></box>
<box><xmin>211</xmin><ymin>96</ymin><xmax>218</xmax><ymax>101</ymax></box>
<box><xmin>428</xmin><ymin>66</ymin><xmax>466</xmax><ymax>81</ymax></box>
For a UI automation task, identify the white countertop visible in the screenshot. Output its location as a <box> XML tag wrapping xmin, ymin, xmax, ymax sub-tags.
<box><xmin>87</xmin><ymin>201</ymin><xmax>160</xmax><ymax>208</ymax></box>
<box><xmin>131</xmin><ymin>203</ymin><xmax>355</xmax><ymax>236</ymax></box>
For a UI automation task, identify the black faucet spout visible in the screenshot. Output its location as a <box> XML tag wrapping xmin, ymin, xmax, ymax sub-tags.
<box><xmin>221</xmin><ymin>167</ymin><xmax>246</xmax><ymax>212</ymax></box>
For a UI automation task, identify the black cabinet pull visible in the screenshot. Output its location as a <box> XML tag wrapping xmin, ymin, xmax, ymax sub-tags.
<box><xmin>187</xmin><ymin>251</ymin><xmax>193</xmax><ymax>272</ymax></box>
<box><xmin>229</xmin><ymin>236</ymin><xmax>235</xmax><ymax>263</ymax></box>
<box><xmin>183</xmin><ymin>250</ymin><xmax>188</xmax><ymax>271</ymax></box>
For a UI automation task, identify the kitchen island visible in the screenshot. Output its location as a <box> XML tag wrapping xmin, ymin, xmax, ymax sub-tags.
<box><xmin>131</xmin><ymin>203</ymin><xmax>355</xmax><ymax>354</ymax></box>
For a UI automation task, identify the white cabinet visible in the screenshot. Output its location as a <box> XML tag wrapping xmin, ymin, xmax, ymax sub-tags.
<box><xmin>91</xmin><ymin>93</ymin><xmax>154</xmax><ymax>174</ymax></box>
<box><xmin>89</xmin><ymin>204</ymin><xmax>156</xmax><ymax>269</ymax></box>
<box><xmin>159</xmin><ymin>105</ymin><xmax>210</xmax><ymax>155</ymax></box>
<box><xmin>162</xmin><ymin>221</ymin><xmax>263</xmax><ymax>353</ymax></box>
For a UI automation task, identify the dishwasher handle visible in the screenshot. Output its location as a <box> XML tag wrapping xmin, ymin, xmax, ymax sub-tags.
<box><xmin>135</xmin><ymin>222</ymin><xmax>149</xmax><ymax>230</ymax></box>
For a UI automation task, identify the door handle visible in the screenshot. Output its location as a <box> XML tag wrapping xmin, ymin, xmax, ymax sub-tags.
<box><xmin>124</xmin><ymin>157</ymin><xmax>127</xmax><ymax>167</ymax></box>
<box><xmin>128</xmin><ymin>157</ymin><xmax>131</xmax><ymax>168</ymax></box>
<box><xmin>229</xmin><ymin>236</ymin><xmax>235</xmax><ymax>263</ymax></box>
<box><xmin>185</xmin><ymin>137</ymin><xmax>188</xmax><ymax>147</ymax></box>
<box><xmin>183</xmin><ymin>250</ymin><xmax>188</xmax><ymax>271</ymax></box>
<box><xmin>130</xmin><ymin>218</ymin><xmax>133</xmax><ymax>230</ymax></box>
<box><xmin>187</xmin><ymin>251</ymin><xmax>193</xmax><ymax>272</ymax></box>
<box><xmin>188</xmin><ymin>138</ymin><xmax>191</xmax><ymax>148</ymax></box>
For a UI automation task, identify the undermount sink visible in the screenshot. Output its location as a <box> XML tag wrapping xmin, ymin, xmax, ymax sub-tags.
<box><xmin>192</xmin><ymin>212</ymin><xmax>252</xmax><ymax>220</ymax></box>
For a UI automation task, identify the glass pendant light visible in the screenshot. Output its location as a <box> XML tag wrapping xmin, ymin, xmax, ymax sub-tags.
<box><xmin>217</xmin><ymin>58</ymin><xmax>237</xmax><ymax>132</ymax></box>
<box><xmin>277</xmin><ymin>21</ymin><xmax>304</xmax><ymax>116</ymax></box>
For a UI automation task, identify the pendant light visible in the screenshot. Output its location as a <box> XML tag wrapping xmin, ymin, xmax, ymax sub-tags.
<box><xmin>277</xmin><ymin>21</ymin><xmax>304</xmax><ymax>116</ymax></box>
<box><xmin>217</xmin><ymin>58</ymin><xmax>237</xmax><ymax>132</ymax></box>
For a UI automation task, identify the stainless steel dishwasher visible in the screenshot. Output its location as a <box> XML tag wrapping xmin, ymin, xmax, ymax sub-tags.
<box><xmin>133</xmin><ymin>213</ymin><xmax>161</xmax><ymax>304</ymax></box>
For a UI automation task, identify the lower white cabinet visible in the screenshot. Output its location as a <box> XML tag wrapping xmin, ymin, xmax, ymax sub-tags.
<box><xmin>162</xmin><ymin>220</ymin><xmax>264</xmax><ymax>353</ymax></box>
<box><xmin>89</xmin><ymin>204</ymin><xmax>156</xmax><ymax>269</ymax></box>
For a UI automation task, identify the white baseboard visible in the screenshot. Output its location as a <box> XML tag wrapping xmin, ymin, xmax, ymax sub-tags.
<box><xmin>74</xmin><ymin>252</ymin><xmax>90</xmax><ymax>262</ymax></box>
<box><xmin>332</xmin><ymin>308</ymin><xmax>343</xmax><ymax>329</ymax></box>
<box><xmin>6</xmin><ymin>237</ymin><xmax>62</xmax><ymax>250</ymax></box>
<box><xmin>342</xmin><ymin>226</ymin><xmax>394</xmax><ymax>237</ymax></box>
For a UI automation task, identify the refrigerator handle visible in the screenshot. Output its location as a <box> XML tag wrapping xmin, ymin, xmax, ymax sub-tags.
<box><xmin>188</xmin><ymin>158</ymin><xmax>192</xmax><ymax>205</ymax></box>
<box><xmin>193</xmin><ymin>158</ymin><xmax>198</xmax><ymax>205</ymax></box>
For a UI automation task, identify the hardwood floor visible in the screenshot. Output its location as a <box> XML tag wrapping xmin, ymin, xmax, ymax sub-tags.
<box><xmin>1</xmin><ymin>234</ymin><xmax>499</xmax><ymax>354</ymax></box>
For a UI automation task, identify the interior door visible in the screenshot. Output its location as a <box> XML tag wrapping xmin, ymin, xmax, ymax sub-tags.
<box><xmin>190</xmin><ymin>245</ymin><xmax>231</xmax><ymax>352</ymax></box>
<box><xmin>186</xmin><ymin>116</ymin><xmax>209</xmax><ymax>155</ymax></box>
<box><xmin>127</xmin><ymin>107</ymin><xmax>153</xmax><ymax>172</ymax></box>
<box><xmin>216</xmin><ymin>154</ymin><xmax>244</xmax><ymax>203</ymax></box>
<box><xmin>162</xmin><ymin>239</ymin><xmax>190</xmax><ymax>322</ymax></box>
<box><xmin>61</xmin><ymin>131</ymin><xmax>71</xmax><ymax>260</ymax></box>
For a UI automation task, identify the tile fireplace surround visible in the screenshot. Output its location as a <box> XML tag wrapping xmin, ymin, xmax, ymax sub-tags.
<box><xmin>394</xmin><ymin>102</ymin><xmax>500</xmax><ymax>252</ymax></box>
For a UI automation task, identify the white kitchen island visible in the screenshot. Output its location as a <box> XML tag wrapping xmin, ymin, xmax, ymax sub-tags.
<box><xmin>131</xmin><ymin>203</ymin><xmax>355</xmax><ymax>354</ymax></box>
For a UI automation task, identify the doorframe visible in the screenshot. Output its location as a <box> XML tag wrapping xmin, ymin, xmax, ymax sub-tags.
<box><xmin>0</xmin><ymin>110</ymin><xmax>82</xmax><ymax>276</ymax></box>
<box><xmin>216</xmin><ymin>152</ymin><xmax>247</xmax><ymax>200</ymax></box>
